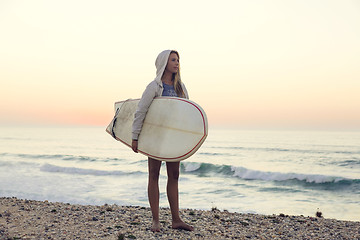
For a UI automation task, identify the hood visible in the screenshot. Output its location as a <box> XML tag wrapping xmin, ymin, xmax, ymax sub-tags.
<box><xmin>154</xmin><ymin>50</ymin><xmax>171</xmax><ymax>84</ymax></box>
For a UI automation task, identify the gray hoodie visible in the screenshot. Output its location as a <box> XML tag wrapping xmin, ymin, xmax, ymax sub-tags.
<box><xmin>131</xmin><ymin>50</ymin><xmax>189</xmax><ymax>140</ymax></box>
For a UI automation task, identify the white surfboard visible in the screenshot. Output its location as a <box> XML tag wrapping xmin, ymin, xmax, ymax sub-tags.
<box><xmin>106</xmin><ymin>97</ymin><xmax>208</xmax><ymax>162</ymax></box>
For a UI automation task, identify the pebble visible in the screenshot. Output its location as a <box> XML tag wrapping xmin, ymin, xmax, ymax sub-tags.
<box><xmin>0</xmin><ymin>197</ymin><xmax>359</xmax><ymax>239</ymax></box>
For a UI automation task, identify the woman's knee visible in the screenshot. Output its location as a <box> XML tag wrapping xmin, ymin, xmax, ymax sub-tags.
<box><xmin>149</xmin><ymin>168</ymin><xmax>160</xmax><ymax>181</ymax></box>
<box><xmin>169</xmin><ymin>170</ymin><xmax>179</xmax><ymax>181</ymax></box>
<box><xmin>148</xmin><ymin>158</ymin><xmax>161</xmax><ymax>181</ymax></box>
<box><xmin>166</xmin><ymin>162</ymin><xmax>180</xmax><ymax>180</ymax></box>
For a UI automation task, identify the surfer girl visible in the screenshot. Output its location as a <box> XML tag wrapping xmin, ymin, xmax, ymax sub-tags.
<box><xmin>131</xmin><ymin>50</ymin><xmax>193</xmax><ymax>232</ymax></box>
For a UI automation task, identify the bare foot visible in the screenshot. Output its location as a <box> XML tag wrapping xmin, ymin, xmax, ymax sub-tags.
<box><xmin>172</xmin><ymin>221</ymin><xmax>194</xmax><ymax>231</ymax></box>
<box><xmin>151</xmin><ymin>220</ymin><xmax>161</xmax><ymax>232</ymax></box>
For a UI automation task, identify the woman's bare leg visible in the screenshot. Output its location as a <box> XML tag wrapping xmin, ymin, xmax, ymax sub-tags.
<box><xmin>148</xmin><ymin>158</ymin><xmax>162</xmax><ymax>232</ymax></box>
<box><xmin>166</xmin><ymin>161</ymin><xmax>194</xmax><ymax>231</ymax></box>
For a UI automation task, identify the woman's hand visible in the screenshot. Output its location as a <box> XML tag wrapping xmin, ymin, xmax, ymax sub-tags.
<box><xmin>132</xmin><ymin>140</ymin><xmax>138</xmax><ymax>153</ymax></box>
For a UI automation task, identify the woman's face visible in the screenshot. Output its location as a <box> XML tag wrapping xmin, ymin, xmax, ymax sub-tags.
<box><xmin>165</xmin><ymin>53</ymin><xmax>179</xmax><ymax>74</ymax></box>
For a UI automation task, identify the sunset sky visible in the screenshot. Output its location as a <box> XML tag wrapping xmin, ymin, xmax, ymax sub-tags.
<box><xmin>1</xmin><ymin>0</ymin><xmax>359</xmax><ymax>130</ymax></box>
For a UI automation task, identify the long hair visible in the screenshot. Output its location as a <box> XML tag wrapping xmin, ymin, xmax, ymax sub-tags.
<box><xmin>170</xmin><ymin>50</ymin><xmax>185</xmax><ymax>98</ymax></box>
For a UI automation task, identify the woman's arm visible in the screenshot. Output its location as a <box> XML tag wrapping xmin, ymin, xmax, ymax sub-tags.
<box><xmin>131</xmin><ymin>81</ymin><xmax>158</xmax><ymax>151</ymax></box>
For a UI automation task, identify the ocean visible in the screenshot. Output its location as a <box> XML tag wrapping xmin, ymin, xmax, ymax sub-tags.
<box><xmin>0</xmin><ymin>126</ymin><xmax>359</xmax><ymax>221</ymax></box>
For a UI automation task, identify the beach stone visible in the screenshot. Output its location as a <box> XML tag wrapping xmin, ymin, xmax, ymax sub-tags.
<box><xmin>0</xmin><ymin>197</ymin><xmax>359</xmax><ymax>239</ymax></box>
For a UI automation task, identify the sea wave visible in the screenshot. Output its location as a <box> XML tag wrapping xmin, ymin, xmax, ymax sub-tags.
<box><xmin>181</xmin><ymin>162</ymin><xmax>359</xmax><ymax>186</ymax></box>
<box><xmin>0</xmin><ymin>152</ymin><xmax>123</xmax><ymax>163</ymax></box>
<box><xmin>231</xmin><ymin>166</ymin><xmax>345</xmax><ymax>183</ymax></box>
<box><xmin>40</xmin><ymin>164</ymin><xmax>145</xmax><ymax>176</ymax></box>
<box><xmin>207</xmin><ymin>146</ymin><xmax>360</xmax><ymax>155</ymax></box>
<box><xmin>335</xmin><ymin>159</ymin><xmax>360</xmax><ymax>167</ymax></box>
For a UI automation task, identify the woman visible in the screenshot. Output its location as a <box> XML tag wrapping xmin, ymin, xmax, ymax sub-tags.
<box><xmin>131</xmin><ymin>50</ymin><xmax>194</xmax><ymax>232</ymax></box>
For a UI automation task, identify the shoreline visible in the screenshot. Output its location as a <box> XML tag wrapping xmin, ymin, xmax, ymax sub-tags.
<box><xmin>1</xmin><ymin>197</ymin><xmax>359</xmax><ymax>239</ymax></box>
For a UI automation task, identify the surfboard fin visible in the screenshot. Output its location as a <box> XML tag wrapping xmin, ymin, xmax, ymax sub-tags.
<box><xmin>110</xmin><ymin>107</ymin><xmax>120</xmax><ymax>139</ymax></box>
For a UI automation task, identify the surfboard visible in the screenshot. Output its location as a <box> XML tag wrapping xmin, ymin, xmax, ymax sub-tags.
<box><xmin>106</xmin><ymin>97</ymin><xmax>208</xmax><ymax>162</ymax></box>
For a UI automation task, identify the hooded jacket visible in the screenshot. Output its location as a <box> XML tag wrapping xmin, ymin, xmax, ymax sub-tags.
<box><xmin>132</xmin><ymin>50</ymin><xmax>189</xmax><ymax>140</ymax></box>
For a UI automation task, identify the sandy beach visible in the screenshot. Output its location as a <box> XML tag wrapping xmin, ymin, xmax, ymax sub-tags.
<box><xmin>0</xmin><ymin>197</ymin><xmax>359</xmax><ymax>239</ymax></box>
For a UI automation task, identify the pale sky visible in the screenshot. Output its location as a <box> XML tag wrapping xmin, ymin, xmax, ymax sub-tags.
<box><xmin>1</xmin><ymin>0</ymin><xmax>359</xmax><ymax>130</ymax></box>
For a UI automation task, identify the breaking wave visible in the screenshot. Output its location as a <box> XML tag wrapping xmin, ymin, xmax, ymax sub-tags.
<box><xmin>181</xmin><ymin>161</ymin><xmax>359</xmax><ymax>188</ymax></box>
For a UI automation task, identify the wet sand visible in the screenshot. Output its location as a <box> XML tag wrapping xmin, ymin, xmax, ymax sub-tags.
<box><xmin>0</xmin><ymin>197</ymin><xmax>359</xmax><ymax>239</ymax></box>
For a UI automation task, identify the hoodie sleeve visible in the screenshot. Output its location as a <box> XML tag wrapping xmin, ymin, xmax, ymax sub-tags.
<box><xmin>132</xmin><ymin>81</ymin><xmax>158</xmax><ymax>140</ymax></box>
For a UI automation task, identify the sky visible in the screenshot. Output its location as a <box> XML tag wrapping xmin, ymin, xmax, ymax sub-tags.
<box><xmin>1</xmin><ymin>0</ymin><xmax>359</xmax><ymax>130</ymax></box>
